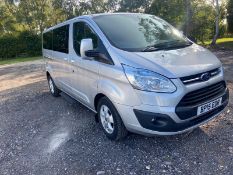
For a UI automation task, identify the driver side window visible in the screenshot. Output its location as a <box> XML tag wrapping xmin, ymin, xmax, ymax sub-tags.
<box><xmin>73</xmin><ymin>21</ymin><xmax>98</xmax><ymax>56</ymax></box>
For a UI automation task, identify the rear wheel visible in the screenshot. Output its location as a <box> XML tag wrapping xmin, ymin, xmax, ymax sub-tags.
<box><xmin>97</xmin><ymin>97</ymin><xmax>128</xmax><ymax>140</ymax></box>
<box><xmin>47</xmin><ymin>76</ymin><xmax>61</xmax><ymax>97</ymax></box>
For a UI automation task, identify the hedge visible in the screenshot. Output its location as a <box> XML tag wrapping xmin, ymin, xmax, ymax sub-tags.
<box><xmin>0</xmin><ymin>31</ymin><xmax>42</xmax><ymax>60</ymax></box>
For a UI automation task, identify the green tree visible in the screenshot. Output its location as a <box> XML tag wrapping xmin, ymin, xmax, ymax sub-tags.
<box><xmin>106</xmin><ymin>0</ymin><xmax>121</xmax><ymax>12</ymax></box>
<box><xmin>147</xmin><ymin>0</ymin><xmax>185</xmax><ymax>28</ymax></box>
<box><xmin>118</xmin><ymin>0</ymin><xmax>152</xmax><ymax>12</ymax></box>
<box><xmin>0</xmin><ymin>1</ymin><xmax>20</xmax><ymax>36</ymax></box>
<box><xmin>227</xmin><ymin>0</ymin><xmax>233</xmax><ymax>33</ymax></box>
<box><xmin>147</xmin><ymin>0</ymin><xmax>226</xmax><ymax>43</ymax></box>
<box><xmin>184</xmin><ymin>0</ymin><xmax>193</xmax><ymax>36</ymax></box>
<box><xmin>16</xmin><ymin>0</ymin><xmax>66</xmax><ymax>35</ymax></box>
<box><xmin>75</xmin><ymin>0</ymin><xmax>108</xmax><ymax>15</ymax></box>
<box><xmin>211</xmin><ymin>0</ymin><xmax>220</xmax><ymax>46</ymax></box>
<box><xmin>55</xmin><ymin>0</ymin><xmax>109</xmax><ymax>18</ymax></box>
<box><xmin>191</xmin><ymin>0</ymin><xmax>215</xmax><ymax>43</ymax></box>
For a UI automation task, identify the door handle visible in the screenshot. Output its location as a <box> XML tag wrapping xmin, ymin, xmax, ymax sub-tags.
<box><xmin>44</xmin><ymin>56</ymin><xmax>52</xmax><ymax>59</ymax></box>
<box><xmin>70</xmin><ymin>59</ymin><xmax>75</xmax><ymax>63</ymax></box>
<box><xmin>64</xmin><ymin>58</ymin><xmax>68</xmax><ymax>61</ymax></box>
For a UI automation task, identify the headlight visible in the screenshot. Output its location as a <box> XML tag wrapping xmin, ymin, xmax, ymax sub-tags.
<box><xmin>122</xmin><ymin>65</ymin><xmax>176</xmax><ymax>93</ymax></box>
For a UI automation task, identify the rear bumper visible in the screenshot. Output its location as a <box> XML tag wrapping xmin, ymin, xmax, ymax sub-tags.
<box><xmin>115</xmin><ymin>88</ymin><xmax>229</xmax><ymax>135</ymax></box>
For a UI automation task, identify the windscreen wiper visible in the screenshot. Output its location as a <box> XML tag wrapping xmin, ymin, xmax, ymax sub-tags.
<box><xmin>142</xmin><ymin>40</ymin><xmax>192</xmax><ymax>52</ymax></box>
<box><xmin>141</xmin><ymin>46</ymin><xmax>163</xmax><ymax>52</ymax></box>
<box><xmin>164</xmin><ymin>43</ymin><xmax>193</xmax><ymax>50</ymax></box>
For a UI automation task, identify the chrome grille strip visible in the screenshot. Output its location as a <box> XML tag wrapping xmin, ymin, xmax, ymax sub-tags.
<box><xmin>180</xmin><ymin>68</ymin><xmax>221</xmax><ymax>85</ymax></box>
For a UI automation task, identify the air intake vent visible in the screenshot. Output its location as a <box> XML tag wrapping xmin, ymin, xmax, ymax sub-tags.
<box><xmin>176</xmin><ymin>81</ymin><xmax>228</xmax><ymax>120</ymax></box>
<box><xmin>179</xmin><ymin>81</ymin><xmax>226</xmax><ymax>106</ymax></box>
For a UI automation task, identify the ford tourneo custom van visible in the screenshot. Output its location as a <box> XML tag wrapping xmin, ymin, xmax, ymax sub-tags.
<box><xmin>43</xmin><ymin>13</ymin><xmax>229</xmax><ymax>140</ymax></box>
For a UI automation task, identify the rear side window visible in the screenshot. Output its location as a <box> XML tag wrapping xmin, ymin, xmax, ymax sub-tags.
<box><xmin>43</xmin><ymin>31</ymin><xmax>53</xmax><ymax>50</ymax></box>
<box><xmin>53</xmin><ymin>25</ymin><xmax>69</xmax><ymax>53</ymax></box>
<box><xmin>73</xmin><ymin>22</ymin><xmax>98</xmax><ymax>55</ymax></box>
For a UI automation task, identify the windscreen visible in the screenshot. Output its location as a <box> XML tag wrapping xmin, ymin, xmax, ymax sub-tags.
<box><xmin>93</xmin><ymin>14</ymin><xmax>191</xmax><ymax>52</ymax></box>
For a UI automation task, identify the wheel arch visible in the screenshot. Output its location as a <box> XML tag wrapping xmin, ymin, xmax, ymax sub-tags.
<box><xmin>94</xmin><ymin>93</ymin><xmax>106</xmax><ymax>110</ymax></box>
<box><xmin>46</xmin><ymin>71</ymin><xmax>51</xmax><ymax>79</ymax></box>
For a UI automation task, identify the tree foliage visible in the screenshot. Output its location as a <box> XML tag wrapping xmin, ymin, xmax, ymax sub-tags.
<box><xmin>147</xmin><ymin>0</ymin><xmax>185</xmax><ymax>27</ymax></box>
<box><xmin>0</xmin><ymin>31</ymin><xmax>41</xmax><ymax>59</ymax></box>
<box><xmin>0</xmin><ymin>0</ymin><xmax>230</xmax><ymax>59</ymax></box>
<box><xmin>0</xmin><ymin>2</ymin><xmax>18</xmax><ymax>36</ymax></box>
<box><xmin>118</xmin><ymin>0</ymin><xmax>152</xmax><ymax>12</ymax></box>
<box><xmin>227</xmin><ymin>0</ymin><xmax>233</xmax><ymax>33</ymax></box>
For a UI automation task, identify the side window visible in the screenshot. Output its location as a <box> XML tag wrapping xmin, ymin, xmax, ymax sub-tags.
<box><xmin>43</xmin><ymin>31</ymin><xmax>53</xmax><ymax>50</ymax></box>
<box><xmin>73</xmin><ymin>22</ymin><xmax>98</xmax><ymax>56</ymax></box>
<box><xmin>83</xmin><ymin>24</ymin><xmax>98</xmax><ymax>48</ymax></box>
<box><xmin>53</xmin><ymin>25</ymin><xmax>69</xmax><ymax>53</ymax></box>
<box><xmin>73</xmin><ymin>22</ymin><xmax>84</xmax><ymax>55</ymax></box>
<box><xmin>73</xmin><ymin>21</ymin><xmax>113</xmax><ymax>64</ymax></box>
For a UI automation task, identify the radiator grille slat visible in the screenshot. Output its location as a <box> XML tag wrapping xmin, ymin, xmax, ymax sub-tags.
<box><xmin>176</xmin><ymin>81</ymin><xmax>228</xmax><ymax>120</ymax></box>
<box><xmin>178</xmin><ymin>81</ymin><xmax>226</xmax><ymax>107</ymax></box>
<box><xmin>181</xmin><ymin>85</ymin><xmax>225</xmax><ymax>105</ymax></box>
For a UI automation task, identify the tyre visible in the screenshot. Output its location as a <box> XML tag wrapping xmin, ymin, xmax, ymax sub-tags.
<box><xmin>47</xmin><ymin>75</ymin><xmax>61</xmax><ymax>97</ymax></box>
<box><xmin>97</xmin><ymin>97</ymin><xmax>128</xmax><ymax>140</ymax></box>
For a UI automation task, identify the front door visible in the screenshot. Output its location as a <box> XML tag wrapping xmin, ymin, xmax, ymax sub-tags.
<box><xmin>67</xmin><ymin>21</ymin><xmax>100</xmax><ymax>107</ymax></box>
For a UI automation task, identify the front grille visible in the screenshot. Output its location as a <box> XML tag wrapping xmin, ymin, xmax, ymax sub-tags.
<box><xmin>175</xmin><ymin>81</ymin><xmax>228</xmax><ymax>120</ymax></box>
<box><xmin>178</xmin><ymin>81</ymin><xmax>226</xmax><ymax>106</ymax></box>
<box><xmin>180</xmin><ymin>68</ymin><xmax>221</xmax><ymax>85</ymax></box>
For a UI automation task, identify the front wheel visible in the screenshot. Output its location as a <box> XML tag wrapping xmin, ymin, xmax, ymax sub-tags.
<box><xmin>97</xmin><ymin>97</ymin><xmax>128</xmax><ymax>140</ymax></box>
<box><xmin>47</xmin><ymin>76</ymin><xmax>61</xmax><ymax>97</ymax></box>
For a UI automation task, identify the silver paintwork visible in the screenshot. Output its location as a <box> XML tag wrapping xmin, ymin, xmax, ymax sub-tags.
<box><xmin>80</xmin><ymin>39</ymin><xmax>94</xmax><ymax>58</ymax></box>
<box><xmin>43</xmin><ymin>13</ymin><xmax>226</xmax><ymax>136</ymax></box>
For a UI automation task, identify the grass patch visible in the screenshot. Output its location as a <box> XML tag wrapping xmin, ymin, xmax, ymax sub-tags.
<box><xmin>0</xmin><ymin>56</ymin><xmax>42</xmax><ymax>65</ymax></box>
<box><xmin>217</xmin><ymin>40</ymin><xmax>233</xmax><ymax>50</ymax></box>
<box><xmin>200</xmin><ymin>38</ymin><xmax>233</xmax><ymax>50</ymax></box>
<box><xmin>203</xmin><ymin>38</ymin><xmax>233</xmax><ymax>45</ymax></box>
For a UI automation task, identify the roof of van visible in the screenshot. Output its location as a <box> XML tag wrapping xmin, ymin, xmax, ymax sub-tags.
<box><xmin>89</xmin><ymin>12</ymin><xmax>142</xmax><ymax>17</ymax></box>
<box><xmin>43</xmin><ymin>13</ymin><xmax>143</xmax><ymax>33</ymax></box>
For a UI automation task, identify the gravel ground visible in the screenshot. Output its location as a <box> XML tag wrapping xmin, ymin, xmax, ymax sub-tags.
<box><xmin>0</xmin><ymin>51</ymin><xmax>232</xmax><ymax>175</ymax></box>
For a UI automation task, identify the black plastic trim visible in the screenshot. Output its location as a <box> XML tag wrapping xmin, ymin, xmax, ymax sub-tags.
<box><xmin>176</xmin><ymin>88</ymin><xmax>229</xmax><ymax>120</ymax></box>
<box><xmin>134</xmin><ymin>90</ymin><xmax>228</xmax><ymax>132</ymax></box>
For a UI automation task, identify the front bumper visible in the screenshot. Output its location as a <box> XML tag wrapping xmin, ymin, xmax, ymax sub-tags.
<box><xmin>114</xmin><ymin>88</ymin><xmax>229</xmax><ymax>135</ymax></box>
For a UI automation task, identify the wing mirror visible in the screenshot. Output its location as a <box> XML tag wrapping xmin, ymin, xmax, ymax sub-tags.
<box><xmin>80</xmin><ymin>39</ymin><xmax>94</xmax><ymax>58</ymax></box>
<box><xmin>80</xmin><ymin>38</ymin><xmax>112</xmax><ymax>64</ymax></box>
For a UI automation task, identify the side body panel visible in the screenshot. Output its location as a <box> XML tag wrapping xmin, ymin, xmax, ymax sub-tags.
<box><xmin>64</xmin><ymin>21</ymin><xmax>87</xmax><ymax>103</ymax></box>
<box><xmin>52</xmin><ymin>50</ymin><xmax>70</xmax><ymax>92</ymax></box>
<box><xmin>67</xmin><ymin>19</ymin><xmax>100</xmax><ymax>108</ymax></box>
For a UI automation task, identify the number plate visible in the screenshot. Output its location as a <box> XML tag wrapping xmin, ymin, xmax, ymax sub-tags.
<box><xmin>197</xmin><ymin>97</ymin><xmax>222</xmax><ymax>116</ymax></box>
